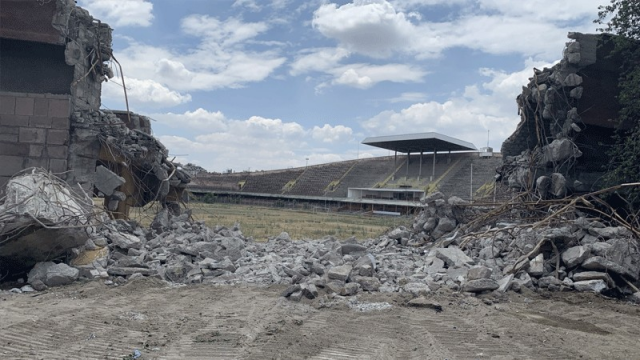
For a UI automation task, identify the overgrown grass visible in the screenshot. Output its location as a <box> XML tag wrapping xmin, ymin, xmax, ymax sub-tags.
<box><xmin>188</xmin><ymin>202</ymin><xmax>411</xmax><ymax>241</ymax></box>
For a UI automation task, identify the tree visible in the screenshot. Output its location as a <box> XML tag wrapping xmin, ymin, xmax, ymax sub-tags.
<box><xmin>595</xmin><ymin>1</ymin><xmax>640</xmax><ymax>206</ymax></box>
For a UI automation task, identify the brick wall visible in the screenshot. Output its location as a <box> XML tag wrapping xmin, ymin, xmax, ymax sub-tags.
<box><xmin>0</xmin><ymin>91</ymin><xmax>70</xmax><ymax>188</ymax></box>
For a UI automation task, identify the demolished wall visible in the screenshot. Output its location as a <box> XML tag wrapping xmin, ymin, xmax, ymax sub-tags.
<box><xmin>0</xmin><ymin>0</ymin><xmax>190</xmax><ymax>214</ymax></box>
<box><xmin>501</xmin><ymin>33</ymin><xmax>622</xmax><ymax>196</ymax></box>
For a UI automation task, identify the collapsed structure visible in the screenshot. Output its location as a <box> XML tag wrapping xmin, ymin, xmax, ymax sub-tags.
<box><xmin>501</xmin><ymin>33</ymin><xmax>622</xmax><ymax>196</ymax></box>
<box><xmin>0</xmin><ymin>0</ymin><xmax>189</xmax><ymax>270</ymax></box>
<box><xmin>0</xmin><ymin>3</ymin><xmax>637</xmax><ymax>307</ymax></box>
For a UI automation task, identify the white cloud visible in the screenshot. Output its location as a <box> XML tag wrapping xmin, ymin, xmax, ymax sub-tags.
<box><xmin>232</xmin><ymin>0</ymin><xmax>261</xmax><ymax>12</ymax></box>
<box><xmin>153</xmin><ymin>110</ymin><xmax>356</xmax><ymax>171</ymax></box>
<box><xmin>181</xmin><ymin>15</ymin><xmax>269</xmax><ymax>46</ymax></box>
<box><xmin>102</xmin><ymin>76</ymin><xmax>191</xmax><ymax>108</ymax></box>
<box><xmin>313</xmin><ymin>0</ymin><xmax>415</xmax><ymax>58</ymax></box>
<box><xmin>290</xmin><ymin>47</ymin><xmax>351</xmax><ymax>76</ymax></box>
<box><xmin>328</xmin><ymin>63</ymin><xmax>427</xmax><ymax>89</ymax></box>
<box><xmin>78</xmin><ymin>0</ymin><xmax>153</xmax><ymax>27</ymax></box>
<box><xmin>360</xmin><ymin>59</ymin><xmax>554</xmax><ymax>150</ymax></box>
<box><xmin>387</xmin><ymin>92</ymin><xmax>428</xmax><ymax>103</ymax></box>
<box><xmin>152</xmin><ymin>108</ymin><xmax>227</xmax><ymax>131</ymax></box>
<box><xmin>310</xmin><ymin>0</ymin><xmax>599</xmax><ymax>61</ymax></box>
<box><xmin>312</xmin><ymin>124</ymin><xmax>353</xmax><ymax>143</ymax></box>
<box><xmin>109</xmin><ymin>16</ymin><xmax>286</xmax><ymax>93</ymax></box>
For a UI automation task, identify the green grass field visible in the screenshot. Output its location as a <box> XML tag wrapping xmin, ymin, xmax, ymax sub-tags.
<box><xmin>134</xmin><ymin>202</ymin><xmax>410</xmax><ymax>241</ymax></box>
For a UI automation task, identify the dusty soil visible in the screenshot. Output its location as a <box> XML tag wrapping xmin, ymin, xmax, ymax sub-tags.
<box><xmin>1</xmin><ymin>278</ymin><xmax>639</xmax><ymax>360</ymax></box>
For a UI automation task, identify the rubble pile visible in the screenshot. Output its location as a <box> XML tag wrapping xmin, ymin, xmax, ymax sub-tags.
<box><xmin>3</xmin><ymin>177</ymin><xmax>637</xmax><ymax>304</ymax></box>
<box><xmin>499</xmin><ymin>32</ymin><xmax>629</xmax><ymax>198</ymax></box>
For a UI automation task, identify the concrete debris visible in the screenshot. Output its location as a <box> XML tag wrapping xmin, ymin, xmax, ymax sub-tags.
<box><xmin>0</xmin><ymin>169</ymin><xmax>96</xmax><ymax>270</ymax></box>
<box><xmin>1</xmin><ymin>186</ymin><xmax>638</xmax><ymax>305</ymax></box>
<box><xmin>407</xmin><ymin>297</ymin><xmax>442</xmax><ymax>312</ymax></box>
<box><xmin>28</xmin><ymin>262</ymin><xmax>79</xmax><ymax>287</ymax></box>
<box><xmin>94</xmin><ymin>165</ymin><xmax>126</xmax><ymax>196</ymax></box>
<box><xmin>501</xmin><ymin>33</ymin><xmax>624</xmax><ymax>196</ymax></box>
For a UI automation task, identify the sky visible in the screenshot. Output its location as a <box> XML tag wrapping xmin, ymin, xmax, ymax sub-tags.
<box><xmin>80</xmin><ymin>0</ymin><xmax>605</xmax><ymax>173</ymax></box>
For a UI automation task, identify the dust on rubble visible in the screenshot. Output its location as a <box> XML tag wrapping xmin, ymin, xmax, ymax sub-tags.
<box><xmin>1</xmin><ymin>278</ymin><xmax>640</xmax><ymax>360</ymax></box>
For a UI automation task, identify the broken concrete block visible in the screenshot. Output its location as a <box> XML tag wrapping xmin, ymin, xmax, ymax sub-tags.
<box><xmin>28</xmin><ymin>262</ymin><xmax>79</xmax><ymax>287</ymax></box>
<box><xmin>339</xmin><ymin>283</ymin><xmax>360</xmax><ymax>296</ymax></box>
<box><xmin>528</xmin><ymin>253</ymin><xmax>544</xmax><ymax>277</ymax></box>
<box><xmin>467</xmin><ymin>266</ymin><xmax>492</xmax><ymax>280</ymax></box>
<box><xmin>407</xmin><ymin>297</ymin><xmax>442</xmax><ymax>311</ymax></box>
<box><xmin>572</xmin><ymin>271</ymin><xmax>615</xmax><ymax>287</ymax></box>
<box><xmin>564</xmin><ymin>73</ymin><xmax>583</xmax><ymax>87</ymax></box>
<box><xmin>582</xmin><ymin>256</ymin><xmax>638</xmax><ymax>281</ymax></box>
<box><xmin>462</xmin><ymin>279</ymin><xmax>499</xmax><ymax>293</ymax></box>
<box><xmin>435</xmin><ymin>247</ymin><xmax>473</xmax><ymax>268</ymax></box>
<box><xmin>551</xmin><ymin>173</ymin><xmax>567</xmax><ymax>198</ymax></box>
<box><xmin>353</xmin><ymin>254</ymin><xmax>375</xmax><ymax>276</ymax></box>
<box><xmin>281</xmin><ymin>284</ymin><xmax>301</xmax><ymax>297</ymax></box>
<box><xmin>431</xmin><ymin>217</ymin><xmax>456</xmax><ymax>239</ymax></box>
<box><xmin>327</xmin><ymin>265</ymin><xmax>352</xmax><ymax>282</ymax></box>
<box><xmin>340</xmin><ymin>243</ymin><xmax>367</xmax><ymax>255</ymax></box>
<box><xmin>107</xmin><ymin>232</ymin><xmax>142</xmax><ymax>250</ymax></box>
<box><xmin>94</xmin><ymin>165</ymin><xmax>125</xmax><ymax>196</ymax></box>
<box><xmin>289</xmin><ymin>291</ymin><xmax>303</xmax><ymax>302</ymax></box>
<box><xmin>353</xmin><ymin>276</ymin><xmax>381</xmax><ymax>291</ymax></box>
<box><xmin>569</xmin><ymin>86</ymin><xmax>583</xmax><ymax>99</ymax></box>
<box><xmin>573</xmin><ymin>279</ymin><xmax>608</xmax><ymax>293</ymax></box>
<box><xmin>561</xmin><ymin>246</ymin><xmax>590</xmax><ymax>268</ymax></box>
<box><xmin>403</xmin><ymin>282</ymin><xmax>431</xmax><ymax>296</ymax></box>
<box><xmin>497</xmin><ymin>274</ymin><xmax>514</xmax><ymax>292</ymax></box>
<box><xmin>301</xmin><ymin>284</ymin><xmax>319</xmax><ymax>299</ymax></box>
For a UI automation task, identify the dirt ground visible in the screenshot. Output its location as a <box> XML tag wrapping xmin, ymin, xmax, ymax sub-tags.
<box><xmin>1</xmin><ymin>278</ymin><xmax>639</xmax><ymax>360</ymax></box>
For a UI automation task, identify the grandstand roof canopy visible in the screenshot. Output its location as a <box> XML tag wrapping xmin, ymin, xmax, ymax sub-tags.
<box><xmin>362</xmin><ymin>132</ymin><xmax>476</xmax><ymax>153</ymax></box>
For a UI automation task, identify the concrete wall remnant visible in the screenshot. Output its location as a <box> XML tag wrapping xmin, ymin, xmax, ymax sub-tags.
<box><xmin>500</xmin><ymin>33</ymin><xmax>625</xmax><ymax>196</ymax></box>
<box><xmin>0</xmin><ymin>0</ymin><xmax>190</xmax><ymax>217</ymax></box>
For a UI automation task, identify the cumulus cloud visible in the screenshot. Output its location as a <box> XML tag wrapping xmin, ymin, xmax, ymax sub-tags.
<box><xmin>387</xmin><ymin>92</ymin><xmax>428</xmax><ymax>103</ymax></box>
<box><xmin>329</xmin><ymin>63</ymin><xmax>426</xmax><ymax>89</ymax></box>
<box><xmin>108</xmin><ymin>16</ymin><xmax>286</xmax><ymax>94</ymax></box>
<box><xmin>312</xmin><ymin>124</ymin><xmax>353</xmax><ymax>143</ymax></box>
<box><xmin>313</xmin><ymin>0</ymin><xmax>414</xmax><ymax>58</ymax></box>
<box><xmin>101</xmin><ymin>76</ymin><xmax>191</xmax><ymax>109</ymax></box>
<box><xmin>289</xmin><ymin>47</ymin><xmax>351</xmax><ymax>76</ymax></box>
<box><xmin>78</xmin><ymin>0</ymin><xmax>153</xmax><ymax>27</ymax></box>
<box><xmin>309</xmin><ymin>0</ymin><xmax>600</xmax><ymax>61</ymax></box>
<box><xmin>152</xmin><ymin>110</ymin><xmax>355</xmax><ymax>171</ymax></box>
<box><xmin>152</xmin><ymin>108</ymin><xmax>227</xmax><ymax>131</ymax></box>
<box><xmin>360</xmin><ymin>59</ymin><xmax>554</xmax><ymax>150</ymax></box>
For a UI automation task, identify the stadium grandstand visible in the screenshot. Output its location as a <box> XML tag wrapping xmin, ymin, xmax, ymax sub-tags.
<box><xmin>188</xmin><ymin>132</ymin><xmax>504</xmax><ymax>214</ymax></box>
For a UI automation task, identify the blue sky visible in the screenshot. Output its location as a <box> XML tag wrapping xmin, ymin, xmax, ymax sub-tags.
<box><xmin>80</xmin><ymin>0</ymin><xmax>604</xmax><ymax>172</ymax></box>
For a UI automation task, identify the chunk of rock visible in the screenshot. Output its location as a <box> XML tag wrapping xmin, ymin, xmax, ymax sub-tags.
<box><xmin>328</xmin><ymin>265</ymin><xmax>352</xmax><ymax>282</ymax></box>
<box><xmin>301</xmin><ymin>284</ymin><xmax>319</xmax><ymax>299</ymax></box>
<box><xmin>339</xmin><ymin>283</ymin><xmax>359</xmax><ymax>296</ymax></box>
<box><xmin>561</xmin><ymin>246</ymin><xmax>590</xmax><ymax>268</ymax></box>
<box><xmin>572</xmin><ymin>271</ymin><xmax>615</xmax><ymax>288</ymax></box>
<box><xmin>407</xmin><ymin>296</ymin><xmax>442</xmax><ymax>312</ymax></box>
<box><xmin>462</xmin><ymin>279</ymin><xmax>499</xmax><ymax>293</ymax></box>
<box><xmin>573</xmin><ymin>279</ymin><xmax>608</xmax><ymax>293</ymax></box>
<box><xmin>353</xmin><ymin>276</ymin><xmax>381</xmax><ymax>292</ymax></box>
<box><xmin>340</xmin><ymin>243</ymin><xmax>367</xmax><ymax>255</ymax></box>
<box><xmin>497</xmin><ymin>274</ymin><xmax>514</xmax><ymax>292</ymax></box>
<box><xmin>435</xmin><ymin>247</ymin><xmax>473</xmax><ymax>268</ymax></box>
<box><xmin>431</xmin><ymin>217</ymin><xmax>457</xmax><ymax>238</ymax></box>
<box><xmin>107</xmin><ymin>233</ymin><xmax>142</xmax><ymax>250</ymax></box>
<box><xmin>528</xmin><ymin>253</ymin><xmax>544</xmax><ymax>277</ymax></box>
<box><xmin>353</xmin><ymin>254</ymin><xmax>376</xmax><ymax>276</ymax></box>
<box><xmin>403</xmin><ymin>282</ymin><xmax>431</xmax><ymax>296</ymax></box>
<box><xmin>28</xmin><ymin>262</ymin><xmax>79</xmax><ymax>287</ymax></box>
<box><xmin>467</xmin><ymin>266</ymin><xmax>492</xmax><ymax>280</ymax></box>
<box><xmin>582</xmin><ymin>257</ymin><xmax>638</xmax><ymax>281</ymax></box>
<box><xmin>94</xmin><ymin>165</ymin><xmax>126</xmax><ymax>196</ymax></box>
